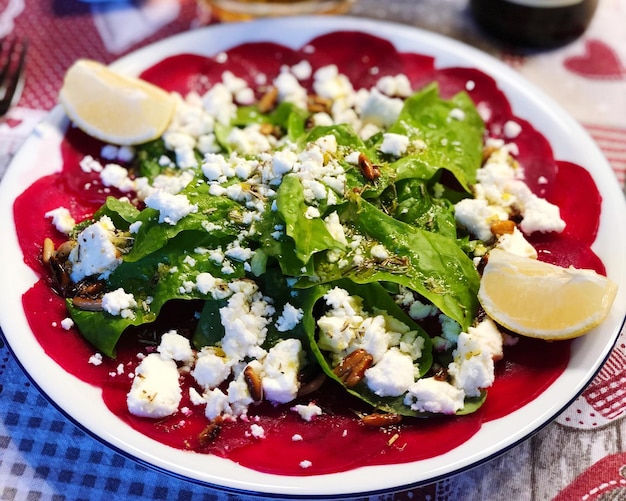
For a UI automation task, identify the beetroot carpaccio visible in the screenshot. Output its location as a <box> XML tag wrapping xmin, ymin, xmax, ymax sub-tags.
<box><xmin>14</xmin><ymin>31</ymin><xmax>603</xmax><ymax>476</ymax></box>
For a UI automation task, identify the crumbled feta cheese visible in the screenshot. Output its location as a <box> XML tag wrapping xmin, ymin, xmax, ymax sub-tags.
<box><xmin>379</xmin><ymin>132</ymin><xmax>409</xmax><ymax>157</ymax></box>
<box><xmin>304</xmin><ymin>206</ymin><xmax>321</xmax><ymax>219</ymax></box>
<box><xmin>157</xmin><ymin>330</ymin><xmax>194</xmax><ymax>364</ymax></box>
<box><xmin>101</xmin><ymin>288</ymin><xmax>137</xmax><ymax>317</ymax></box>
<box><xmin>519</xmin><ymin>196</ymin><xmax>566</xmax><ymax>234</ymax></box>
<box><xmin>448</xmin><ymin>318</ymin><xmax>503</xmax><ymax>397</ymax></box>
<box><xmin>68</xmin><ymin>216</ymin><xmax>122</xmax><ymax>282</ymax></box>
<box><xmin>317</xmin><ymin>287</ymin><xmax>420</xmax><ymax>372</ymax></box>
<box><xmin>145</xmin><ymin>191</ymin><xmax>198</xmax><ymax>225</ymax></box>
<box><xmin>262</xmin><ymin>339</ymin><xmax>303</xmax><ymax>404</ymax></box>
<box><xmin>204</xmin><ymin>388</ymin><xmax>231</xmax><ymax>421</ymax></box>
<box><xmin>448</xmin><ymin>108</ymin><xmax>466</xmax><ymax>121</ymax></box>
<box><xmin>192</xmin><ymin>347</ymin><xmax>232</xmax><ymax>390</ymax></box>
<box><xmin>127</xmin><ymin>353</ymin><xmax>182</xmax><ymax>418</ymax></box>
<box><xmin>275</xmin><ymin>303</ymin><xmax>304</xmax><ymax>332</ymax></box>
<box><xmin>79</xmin><ymin>155</ymin><xmax>103</xmax><ymax>173</ymax></box>
<box><xmin>454</xmin><ymin>198</ymin><xmax>509</xmax><ymax>242</ymax></box>
<box><xmin>313</xmin><ymin>65</ymin><xmax>354</xmax><ymax>102</ymax></box>
<box><xmin>496</xmin><ymin>227</ymin><xmax>538</xmax><ymax>259</ymax></box>
<box><xmin>249</xmin><ymin>423</ymin><xmax>266</xmax><ymax>439</ymax></box>
<box><xmin>376</xmin><ymin>74</ymin><xmax>411</xmax><ymax>97</ymax></box>
<box><xmin>45</xmin><ymin>207</ymin><xmax>75</xmax><ymax>234</ymax></box>
<box><xmin>503</xmin><ymin>120</ymin><xmax>522</xmax><ymax>139</ymax></box>
<box><xmin>455</xmin><ymin>145</ymin><xmax>565</xmax><ymax>241</ymax></box>
<box><xmin>408</xmin><ymin>300</ymin><xmax>438</xmax><ymax>320</ymax></box>
<box><xmin>189</xmin><ymin>387</ymin><xmax>206</xmax><ymax>406</ymax></box>
<box><xmin>370</xmin><ymin>244</ymin><xmax>389</xmax><ymax>260</ymax></box>
<box><xmin>88</xmin><ymin>353</ymin><xmax>103</xmax><ymax>366</ymax></box>
<box><xmin>290</xmin><ymin>60</ymin><xmax>312</xmax><ymax>80</ymax></box>
<box><xmin>202</xmin><ymin>83</ymin><xmax>237</xmax><ymax>125</ymax></box>
<box><xmin>100</xmin><ymin>163</ymin><xmax>135</xmax><ymax>192</ymax></box>
<box><xmin>365</xmin><ymin>348</ymin><xmax>415</xmax><ymax>397</ymax></box>
<box><xmin>60</xmin><ymin>318</ymin><xmax>74</xmax><ymax>330</ymax></box>
<box><xmin>404</xmin><ymin>377</ymin><xmax>465</xmax><ymax>414</ymax></box>
<box><xmin>292</xmin><ymin>402</ymin><xmax>323</xmax><ymax>422</ymax></box>
<box><xmin>219</xmin><ymin>281</ymin><xmax>273</xmax><ymax>361</ymax></box>
<box><xmin>274</xmin><ymin>71</ymin><xmax>308</xmax><ymax>108</ymax></box>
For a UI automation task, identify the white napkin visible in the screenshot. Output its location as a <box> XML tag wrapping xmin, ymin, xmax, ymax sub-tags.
<box><xmin>91</xmin><ymin>0</ymin><xmax>181</xmax><ymax>54</ymax></box>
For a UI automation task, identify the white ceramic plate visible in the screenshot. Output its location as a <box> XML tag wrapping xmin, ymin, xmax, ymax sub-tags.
<box><xmin>1</xmin><ymin>17</ymin><xmax>625</xmax><ymax>498</ymax></box>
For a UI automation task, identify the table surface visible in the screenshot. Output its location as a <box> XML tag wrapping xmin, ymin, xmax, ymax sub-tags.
<box><xmin>1</xmin><ymin>1</ymin><xmax>625</xmax><ymax>500</ymax></box>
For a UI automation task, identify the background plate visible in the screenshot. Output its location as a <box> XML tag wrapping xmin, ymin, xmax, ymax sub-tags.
<box><xmin>0</xmin><ymin>16</ymin><xmax>625</xmax><ymax>498</ymax></box>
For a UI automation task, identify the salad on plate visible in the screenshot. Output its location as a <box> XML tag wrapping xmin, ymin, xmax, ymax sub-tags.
<box><xmin>12</xmin><ymin>29</ymin><xmax>617</xmax><ymax>476</ymax></box>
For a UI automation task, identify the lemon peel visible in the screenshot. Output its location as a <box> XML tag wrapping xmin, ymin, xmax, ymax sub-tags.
<box><xmin>59</xmin><ymin>59</ymin><xmax>176</xmax><ymax>146</ymax></box>
<box><xmin>478</xmin><ymin>249</ymin><xmax>618</xmax><ymax>340</ymax></box>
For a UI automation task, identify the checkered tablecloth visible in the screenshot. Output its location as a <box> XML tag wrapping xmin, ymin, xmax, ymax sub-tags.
<box><xmin>1</xmin><ymin>1</ymin><xmax>625</xmax><ymax>500</ymax></box>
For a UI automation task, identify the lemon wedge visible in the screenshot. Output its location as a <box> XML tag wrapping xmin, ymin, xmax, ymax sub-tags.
<box><xmin>478</xmin><ymin>249</ymin><xmax>618</xmax><ymax>340</ymax></box>
<box><xmin>59</xmin><ymin>59</ymin><xmax>176</xmax><ymax>146</ymax></box>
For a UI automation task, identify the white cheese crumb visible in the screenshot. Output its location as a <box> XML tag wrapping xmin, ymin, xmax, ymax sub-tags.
<box><xmin>503</xmin><ymin>120</ymin><xmax>522</xmax><ymax>139</ymax></box>
<box><xmin>370</xmin><ymin>244</ymin><xmax>389</xmax><ymax>260</ymax></box>
<box><xmin>404</xmin><ymin>377</ymin><xmax>465</xmax><ymax>414</ymax></box>
<box><xmin>365</xmin><ymin>348</ymin><xmax>415</xmax><ymax>397</ymax></box>
<box><xmin>60</xmin><ymin>318</ymin><xmax>74</xmax><ymax>330</ymax></box>
<box><xmin>380</xmin><ymin>132</ymin><xmax>410</xmax><ymax>157</ymax></box>
<box><xmin>448</xmin><ymin>108</ymin><xmax>466</xmax><ymax>121</ymax></box>
<box><xmin>100</xmin><ymin>163</ymin><xmax>134</xmax><ymax>193</ymax></box>
<box><xmin>275</xmin><ymin>303</ymin><xmax>304</xmax><ymax>332</ymax></box>
<box><xmin>448</xmin><ymin>318</ymin><xmax>503</xmax><ymax>397</ymax></box>
<box><xmin>157</xmin><ymin>330</ymin><xmax>194</xmax><ymax>364</ymax></box>
<box><xmin>127</xmin><ymin>353</ymin><xmax>182</xmax><ymax>418</ymax></box>
<box><xmin>145</xmin><ymin>191</ymin><xmax>198</xmax><ymax>225</ymax></box>
<box><xmin>68</xmin><ymin>216</ymin><xmax>122</xmax><ymax>282</ymax></box>
<box><xmin>101</xmin><ymin>288</ymin><xmax>137</xmax><ymax>317</ymax></box>
<box><xmin>262</xmin><ymin>339</ymin><xmax>303</xmax><ymax>404</ymax></box>
<box><xmin>192</xmin><ymin>347</ymin><xmax>231</xmax><ymax>390</ymax></box>
<box><xmin>79</xmin><ymin>155</ymin><xmax>103</xmax><ymax>173</ymax></box>
<box><xmin>249</xmin><ymin>424</ymin><xmax>266</xmax><ymax>439</ymax></box>
<box><xmin>291</xmin><ymin>402</ymin><xmax>323</xmax><ymax>422</ymax></box>
<box><xmin>496</xmin><ymin>227</ymin><xmax>538</xmax><ymax>259</ymax></box>
<box><xmin>88</xmin><ymin>353</ymin><xmax>103</xmax><ymax>366</ymax></box>
<box><xmin>44</xmin><ymin>207</ymin><xmax>76</xmax><ymax>234</ymax></box>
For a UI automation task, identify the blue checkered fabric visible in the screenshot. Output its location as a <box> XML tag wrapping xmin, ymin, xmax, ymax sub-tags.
<box><xmin>0</xmin><ymin>329</ymin><xmax>269</xmax><ymax>501</ymax></box>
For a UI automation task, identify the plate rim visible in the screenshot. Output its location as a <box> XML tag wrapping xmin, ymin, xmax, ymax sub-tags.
<box><xmin>1</xmin><ymin>15</ymin><xmax>625</xmax><ymax>497</ymax></box>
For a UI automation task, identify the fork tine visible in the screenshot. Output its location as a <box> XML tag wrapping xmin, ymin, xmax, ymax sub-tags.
<box><xmin>0</xmin><ymin>37</ymin><xmax>28</xmax><ymax>116</ymax></box>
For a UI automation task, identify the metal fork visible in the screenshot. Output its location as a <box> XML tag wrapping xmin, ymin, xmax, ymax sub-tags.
<box><xmin>0</xmin><ymin>37</ymin><xmax>28</xmax><ymax>116</ymax></box>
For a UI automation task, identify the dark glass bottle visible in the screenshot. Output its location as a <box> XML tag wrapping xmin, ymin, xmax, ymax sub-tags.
<box><xmin>469</xmin><ymin>0</ymin><xmax>599</xmax><ymax>48</ymax></box>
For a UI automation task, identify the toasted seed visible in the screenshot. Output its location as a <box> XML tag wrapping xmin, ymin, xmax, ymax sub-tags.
<box><xmin>243</xmin><ymin>365</ymin><xmax>263</xmax><ymax>402</ymax></box>
<box><xmin>307</xmin><ymin>94</ymin><xmax>332</xmax><ymax>114</ymax></box>
<box><xmin>358</xmin><ymin>153</ymin><xmax>381</xmax><ymax>181</ymax></box>
<box><xmin>258</xmin><ymin>86</ymin><xmax>278</xmax><ymax>113</ymax></box>
<box><xmin>55</xmin><ymin>240</ymin><xmax>76</xmax><ymax>260</ymax></box>
<box><xmin>482</xmin><ymin>145</ymin><xmax>499</xmax><ymax>163</ymax></box>
<box><xmin>259</xmin><ymin>122</ymin><xmax>275</xmax><ymax>135</ymax></box>
<box><xmin>42</xmin><ymin>238</ymin><xmax>55</xmax><ymax>264</ymax></box>
<box><xmin>199</xmin><ymin>418</ymin><xmax>223</xmax><ymax>446</ymax></box>
<box><xmin>490</xmin><ymin>219</ymin><xmax>516</xmax><ymax>237</ymax></box>
<box><xmin>297</xmin><ymin>371</ymin><xmax>327</xmax><ymax>397</ymax></box>
<box><xmin>75</xmin><ymin>280</ymin><xmax>105</xmax><ymax>297</ymax></box>
<box><xmin>72</xmin><ymin>296</ymin><xmax>104</xmax><ymax>311</ymax></box>
<box><xmin>433</xmin><ymin>365</ymin><xmax>449</xmax><ymax>381</ymax></box>
<box><xmin>333</xmin><ymin>349</ymin><xmax>374</xmax><ymax>388</ymax></box>
<box><xmin>361</xmin><ymin>412</ymin><xmax>403</xmax><ymax>427</ymax></box>
<box><xmin>48</xmin><ymin>256</ymin><xmax>72</xmax><ymax>294</ymax></box>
